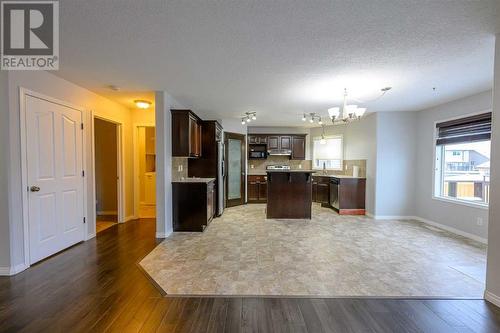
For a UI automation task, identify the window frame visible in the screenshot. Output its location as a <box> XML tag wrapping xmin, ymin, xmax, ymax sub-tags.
<box><xmin>312</xmin><ymin>134</ymin><xmax>344</xmax><ymax>171</ymax></box>
<box><xmin>432</xmin><ymin>110</ymin><xmax>491</xmax><ymax>210</ymax></box>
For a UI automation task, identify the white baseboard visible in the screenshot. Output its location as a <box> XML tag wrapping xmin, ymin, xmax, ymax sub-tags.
<box><xmin>155</xmin><ymin>231</ymin><xmax>172</xmax><ymax>239</ymax></box>
<box><xmin>365</xmin><ymin>213</ymin><xmax>487</xmax><ymax>244</ymax></box>
<box><xmin>97</xmin><ymin>211</ymin><xmax>118</xmax><ymax>215</ymax></box>
<box><xmin>368</xmin><ymin>214</ymin><xmax>417</xmax><ymax>220</ymax></box>
<box><xmin>0</xmin><ymin>263</ymin><xmax>28</xmax><ymax>276</ymax></box>
<box><xmin>123</xmin><ymin>215</ymin><xmax>137</xmax><ymax>223</ymax></box>
<box><xmin>485</xmin><ymin>291</ymin><xmax>500</xmax><ymax>307</ymax></box>
<box><xmin>86</xmin><ymin>233</ymin><xmax>96</xmax><ymax>240</ymax></box>
<box><xmin>414</xmin><ymin>216</ymin><xmax>487</xmax><ymax>244</ymax></box>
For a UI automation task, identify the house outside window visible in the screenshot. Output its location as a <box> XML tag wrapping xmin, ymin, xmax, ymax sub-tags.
<box><xmin>312</xmin><ymin>135</ymin><xmax>343</xmax><ymax>170</ymax></box>
<box><xmin>434</xmin><ymin>113</ymin><xmax>491</xmax><ymax>206</ymax></box>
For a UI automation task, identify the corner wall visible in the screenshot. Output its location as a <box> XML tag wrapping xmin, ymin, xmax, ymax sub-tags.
<box><xmin>375</xmin><ymin>112</ymin><xmax>417</xmax><ymax>217</ymax></box>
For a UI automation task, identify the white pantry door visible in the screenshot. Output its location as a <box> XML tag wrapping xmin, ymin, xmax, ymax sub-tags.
<box><xmin>25</xmin><ymin>95</ymin><xmax>85</xmax><ymax>264</ymax></box>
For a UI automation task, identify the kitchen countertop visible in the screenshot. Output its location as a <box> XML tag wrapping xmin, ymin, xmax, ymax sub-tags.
<box><xmin>313</xmin><ymin>174</ymin><xmax>366</xmax><ymax>179</ymax></box>
<box><xmin>266</xmin><ymin>169</ymin><xmax>316</xmax><ymax>173</ymax></box>
<box><xmin>172</xmin><ymin>177</ymin><xmax>216</xmax><ymax>183</ymax></box>
<box><xmin>248</xmin><ymin>172</ymin><xmax>267</xmax><ymax>176</ymax></box>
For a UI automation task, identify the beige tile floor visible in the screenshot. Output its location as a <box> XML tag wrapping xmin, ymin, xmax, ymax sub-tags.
<box><xmin>140</xmin><ymin>204</ymin><xmax>487</xmax><ymax>297</ymax></box>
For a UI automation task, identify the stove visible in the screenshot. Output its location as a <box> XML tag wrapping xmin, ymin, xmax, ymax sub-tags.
<box><xmin>266</xmin><ymin>165</ymin><xmax>291</xmax><ymax>170</ymax></box>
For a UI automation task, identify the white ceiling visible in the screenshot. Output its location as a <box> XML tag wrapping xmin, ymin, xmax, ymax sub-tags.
<box><xmin>55</xmin><ymin>0</ymin><xmax>498</xmax><ymax>127</ymax></box>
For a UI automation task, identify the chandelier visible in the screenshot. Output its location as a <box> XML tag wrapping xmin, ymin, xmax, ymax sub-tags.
<box><xmin>241</xmin><ymin>111</ymin><xmax>257</xmax><ymax>125</ymax></box>
<box><xmin>301</xmin><ymin>112</ymin><xmax>323</xmax><ymax>125</ymax></box>
<box><xmin>327</xmin><ymin>87</ymin><xmax>391</xmax><ymax>125</ymax></box>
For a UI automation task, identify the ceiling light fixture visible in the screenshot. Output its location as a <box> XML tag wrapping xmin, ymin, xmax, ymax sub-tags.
<box><xmin>320</xmin><ymin>125</ymin><xmax>327</xmax><ymax>145</ymax></box>
<box><xmin>302</xmin><ymin>112</ymin><xmax>322</xmax><ymax>125</ymax></box>
<box><xmin>241</xmin><ymin>111</ymin><xmax>257</xmax><ymax>125</ymax></box>
<box><xmin>134</xmin><ymin>100</ymin><xmax>152</xmax><ymax>109</ymax></box>
<box><xmin>328</xmin><ymin>87</ymin><xmax>391</xmax><ymax>125</ymax></box>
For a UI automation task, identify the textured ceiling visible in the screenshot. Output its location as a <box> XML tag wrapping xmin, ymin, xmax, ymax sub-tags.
<box><xmin>55</xmin><ymin>0</ymin><xmax>498</xmax><ymax>126</ymax></box>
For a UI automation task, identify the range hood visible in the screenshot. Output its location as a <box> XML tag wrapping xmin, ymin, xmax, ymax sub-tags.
<box><xmin>267</xmin><ymin>149</ymin><xmax>292</xmax><ymax>156</ymax></box>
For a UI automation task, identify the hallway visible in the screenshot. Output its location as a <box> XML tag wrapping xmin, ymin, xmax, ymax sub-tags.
<box><xmin>1</xmin><ymin>219</ymin><xmax>500</xmax><ymax>332</ymax></box>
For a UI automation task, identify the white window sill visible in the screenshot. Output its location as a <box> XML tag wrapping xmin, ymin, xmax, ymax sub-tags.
<box><xmin>432</xmin><ymin>195</ymin><xmax>489</xmax><ymax>210</ymax></box>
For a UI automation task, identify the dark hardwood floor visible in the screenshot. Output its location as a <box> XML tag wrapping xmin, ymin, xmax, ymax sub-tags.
<box><xmin>1</xmin><ymin>219</ymin><xmax>500</xmax><ymax>332</ymax></box>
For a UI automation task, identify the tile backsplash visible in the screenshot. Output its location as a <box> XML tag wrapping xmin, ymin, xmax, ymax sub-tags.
<box><xmin>248</xmin><ymin>156</ymin><xmax>366</xmax><ymax>177</ymax></box>
<box><xmin>172</xmin><ymin>157</ymin><xmax>188</xmax><ymax>181</ymax></box>
<box><xmin>248</xmin><ymin>156</ymin><xmax>312</xmax><ymax>174</ymax></box>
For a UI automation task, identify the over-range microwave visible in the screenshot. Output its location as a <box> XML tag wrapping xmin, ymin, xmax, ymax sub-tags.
<box><xmin>249</xmin><ymin>150</ymin><xmax>267</xmax><ymax>159</ymax></box>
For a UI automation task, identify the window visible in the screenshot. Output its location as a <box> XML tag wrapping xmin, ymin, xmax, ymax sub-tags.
<box><xmin>434</xmin><ymin>113</ymin><xmax>491</xmax><ymax>206</ymax></box>
<box><xmin>312</xmin><ymin>135</ymin><xmax>343</xmax><ymax>170</ymax></box>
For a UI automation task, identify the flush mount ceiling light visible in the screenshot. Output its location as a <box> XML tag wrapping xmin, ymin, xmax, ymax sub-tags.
<box><xmin>134</xmin><ymin>100</ymin><xmax>152</xmax><ymax>109</ymax></box>
<box><xmin>302</xmin><ymin>112</ymin><xmax>322</xmax><ymax>125</ymax></box>
<box><xmin>241</xmin><ymin>111</ymin><xmax>257</xmax><ymax>125</ymax></box>
<box><xmin>328</xmin><ymin>87</ymin><xmax>391</xmax><ymax>125</ymax></box>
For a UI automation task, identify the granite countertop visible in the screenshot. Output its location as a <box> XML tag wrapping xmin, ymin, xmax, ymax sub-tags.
<box><xmin>248</xmin><ymin>172</ymin><xmax>267</xmax><ymax>176</ymax></box>
<box><xmin>266</xmin><ymin>169</ymin><xmax>316</xmax><ymax>173</ymax></box>
<box><xmin>172</xmin><ymin>177</ymin><xmax>216</xmax><ymax>183</ymax></box>
<box><xmin>313</xmin><ymin>173</ymin><xmax>366</xmax><ymax>179</ymax></box>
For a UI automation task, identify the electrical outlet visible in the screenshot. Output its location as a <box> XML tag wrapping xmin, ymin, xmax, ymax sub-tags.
<box><xmin>477</xmin><ymin>217</ymin><xmax>484</xmax><ymax>226</ymax></box>
<box><xmin>250</xmin><ymin>164</ymin><xmax>254</xmax><ymax>169</ymax></box>
<box><xmin>178</xmin><ymin>165</ymin><xmax>183</xmax><ymax>172</ymax></box>
<box><xmin>298</xmin><ymin>164</ymin><xmax>302</xmax><ymax>169</ymax></box>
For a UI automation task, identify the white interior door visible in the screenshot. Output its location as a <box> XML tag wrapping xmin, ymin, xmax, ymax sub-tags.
<box><xmin>26</xmin><ymin>95</ymin><xmax>84</xmax><ymax>264</ymax></box>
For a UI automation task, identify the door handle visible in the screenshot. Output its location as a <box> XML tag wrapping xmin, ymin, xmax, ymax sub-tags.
<box><xmin>30</xmin><ymin>186</ymin><xmax>40</xmax><ymax>192</ymax></box>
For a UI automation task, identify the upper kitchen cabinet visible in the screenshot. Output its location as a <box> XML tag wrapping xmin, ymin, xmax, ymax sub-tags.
<box><xmin>291</xmin><ymin>136</ymin><xmax>306</xmax><ymax>160</ymax></box>
<box><xmin>280</xmin><ymin>136</ymin><xmax>292</xmax><ymax>150</ymax></box>
<box><xmin>171</xmin><ymin>109</ymin><xmax>202</xmax><ymax>158</ymax></box>
<box><xmin>267</xmin><ymin>136</ymin><xmax>279</xmax><ymax>150</ymax></box>
<box><xmin>248</xmin><ymin>135</ymin><xmax>267</xmax><ymax>144</ymax></box>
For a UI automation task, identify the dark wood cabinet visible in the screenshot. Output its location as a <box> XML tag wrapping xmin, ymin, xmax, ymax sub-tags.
<box><xmin>291</xmin><ymin>136</ymin><xmax>306</xmax><ymax>160</ymax></box>
<box><xmin>171</xmin><ymin>110</ymin><xmax>202</xmax><ymax>158</ymax></box>
<box><xmin>188</xmin><ymin>121</ymin><xmax>223</xmax><ymax>216</ymax></box>
<box><xmin>267</xmin><ymin>136</ymin><xmax>279</xmax><ymax>150</ymax></box>
<box><xmin>247</xmin><ymin>175</ymin><xmax>267</xmax><ymax>203</ymax></box>
<box><xmin>312</xmin><ymin>176</ymin><xmax>330</xmax><ymax>205</ymax></box>
<box><xmin>280</xmin><ymin>136</ymin><xmax>291</xmax><ymax>150</ymax></box>
<box><xmin>249</xmin><ymin>135</ymin><xmax>268</xmax><ymax>144</ymax></box>
<box><xmin>172</xmin><ymin>180</ymin><xmax>215</xmax><ymax>232</ymax></box>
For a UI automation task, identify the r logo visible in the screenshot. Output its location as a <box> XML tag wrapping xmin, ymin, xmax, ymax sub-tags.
<box><xmin>1</xmin><ymin>1</ymin><xmax>58</xmax><ymax>70</ymax></box>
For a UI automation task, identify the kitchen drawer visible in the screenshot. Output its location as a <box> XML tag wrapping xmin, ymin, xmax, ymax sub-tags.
<box><xmin>248</xmin><ymin>175</ymin><xmax>267</xmax><ymax>182</ymax></box>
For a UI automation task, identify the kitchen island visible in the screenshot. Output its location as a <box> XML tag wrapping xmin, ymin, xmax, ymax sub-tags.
<box><xmin>266</xmin><ymin>170</ymin><xmax>314</xmax><ymax>219</ymax></box>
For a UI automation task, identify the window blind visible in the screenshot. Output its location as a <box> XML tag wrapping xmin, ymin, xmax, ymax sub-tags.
<box><xmin>436</xmin><ymin>112</ymin><xmax>492</xmax><ymax>145</ymax></box>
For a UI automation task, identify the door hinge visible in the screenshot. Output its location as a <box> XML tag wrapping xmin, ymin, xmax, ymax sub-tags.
<box><xmin>82</xmin><ymin>170</ymin><xmax>85</xmax><ymax>177</ymax></box>
<box><xmin>81</xmin><ymin>123</ymin><xmax>84</xmax><ymax>130</ymax></box>
<box><xmin>83</xmin><ymin>217</ymin><xmax>86</xmax><ymax>224</ymax></box>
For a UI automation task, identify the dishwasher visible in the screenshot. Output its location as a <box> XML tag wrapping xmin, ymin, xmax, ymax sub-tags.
<box><xmin>329</xmin><ymin>177</ymin><xmax>340</xmax><ymax>210</ymax></box>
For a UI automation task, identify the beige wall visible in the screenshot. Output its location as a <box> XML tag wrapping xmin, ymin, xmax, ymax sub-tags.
<box><xmin>94</xmin><ymin>118</ymin><xmax>118</xmax><ymax>213</ymax></box>
<box><xmin>5</xmin><ymin>71</ymin><xmax>134</xmax><ymax>268</ymax></box>
<box><xmin>0</xmin><ymin>71</ymin><xmax>11</xmax><ymax>270</ymax></box>
<box><xmin>486</xmin><ymin>33</ymin><xmax>500</xmax><ymax>304</ymax></box>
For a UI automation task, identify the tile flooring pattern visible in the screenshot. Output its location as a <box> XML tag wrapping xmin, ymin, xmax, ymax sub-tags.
<box><xmin>140</xmin><ymin>204</ymin><xmax>486</xmax><ymax>297</ymax></box>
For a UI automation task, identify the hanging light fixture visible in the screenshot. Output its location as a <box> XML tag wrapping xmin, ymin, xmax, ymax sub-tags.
<box><xmin>328</xmin><ymin>87</ymin><xmax>391</xmax><ymax>125</ymax></box>
<box><xmin>320</xmin><ymin>125</ymin><xmax>327</xmax><ymax>145</ymax></box>
<box><xmin>241</xmin><ymin>111</ymin><xmax>257</xmax><ymax>125</ymax></box>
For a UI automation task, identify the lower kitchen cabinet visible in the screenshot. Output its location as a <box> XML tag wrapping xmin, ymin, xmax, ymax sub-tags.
<box><xmin>172</xmin><ymin>179</ymin><xmax>215</xmax><ymax>232</ymax></box>
<box><xmin>248</xmin><ymin>175</ymin><xmax>267</xmax><ymax>203</ymax></box>
<box><xmin>312</xmin><ymin>176</ymin><xmax>330</xmax><ymax>205</ymax></box>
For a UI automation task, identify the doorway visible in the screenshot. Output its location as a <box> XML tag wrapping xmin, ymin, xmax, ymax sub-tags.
<box><xmin>225</xmin><ymin>132</ymin><xmax>246</xmax><ymax>207</ymax></box>
<box><xmin>135</xmin><ymin>126</ymin><xmax>156</xmax><ymax>218</ymax></box>
<box><xmin>94</xmin><ymin>118</ymin><xmax>120</xmax><ymax>233</ymax></box>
